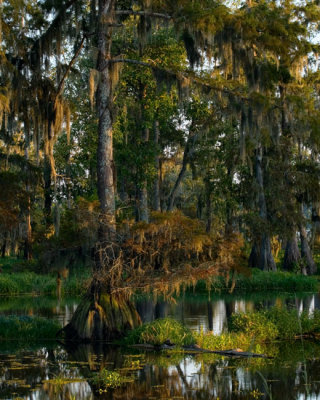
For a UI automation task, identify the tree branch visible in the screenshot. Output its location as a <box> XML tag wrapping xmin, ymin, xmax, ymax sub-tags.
<box><xmin>115</xmin><ymin>10</ymin><xmax>172</xmax><ymax>20</ymax></box>
<box><xmin>56</xmin><ymin>35</ymin><xmax>86</xmax><ymax>98</ymax></box>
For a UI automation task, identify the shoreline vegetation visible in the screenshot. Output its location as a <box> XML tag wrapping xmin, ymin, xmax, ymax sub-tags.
<box><xmin>0</xmin><ymin>257</ymin><xmax>318</xmax><ymax>296</ymax></box>
<box><xmin>2</xmin><ymin>310</ymin><xmax>320</xmax><ymax>359</ymax></box>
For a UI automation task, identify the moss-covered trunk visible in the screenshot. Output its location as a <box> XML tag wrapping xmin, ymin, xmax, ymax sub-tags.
<box><xmin>62</xmin><ymin>0</ymin><xmax>141</xmax><ymax>341</ymax></box>
<box><xmin>249</xmin><ymin>149</ymin><xmax>276</xmax><ymax>271</ymax></box>
<box><xmin>62</xmin><ymin>290</ymin><xmax>141</xmax><ymax>341</ymax></box>
<box><xmin>283</xmin><ymin>234</ymin><xmax>300</xmax><ymax>271</ymax></box>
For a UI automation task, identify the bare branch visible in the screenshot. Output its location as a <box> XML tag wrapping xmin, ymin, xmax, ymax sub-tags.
<box><xmin>56</xmin><ymin>35</ymin><xmax>86</xmax><ymax>98</ymax></box>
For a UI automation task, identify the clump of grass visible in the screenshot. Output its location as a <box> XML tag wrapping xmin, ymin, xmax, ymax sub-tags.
<box><xmin>124</xmin><ymin>318</ymin><xmax>195</xmax><ymax>347</ymax></box>
<box><xmin>0</xmin><ymin>316</ymin><xmax>60</xmax><ymax>340</ymax></box>
<box><xmin>91</xmin><ymin>369</ymin><xmax>132</xmax><ymax>392</ymax></box>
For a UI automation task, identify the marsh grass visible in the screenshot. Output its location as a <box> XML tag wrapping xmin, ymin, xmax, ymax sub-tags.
<box><xmin>0</xmin><ymin>316</ymin><xmax>60</xmax><ymax>340</ymax></box>
<box><xmin>124</xmin><ymin>308</ymin><xmax>320</xmax><ymax>359</ymax></box>
<box><xmin>123</xmin><ymin>318</ymin><xmax>195</xmax><ymax>346</ymax></box>
<box><xmin>196</xmin><ymin>269</ymin><xmax>319</xmax><ymax>293</ymax></box>
<box><xmin>0</xmin><ymin>270</ymin><xmax>89</xmax><ymax>296</ymax></box>
<box><xmin>90</xmin><ymin>369</ymin><xmax>134</xmax><ymax>392</ymax></box>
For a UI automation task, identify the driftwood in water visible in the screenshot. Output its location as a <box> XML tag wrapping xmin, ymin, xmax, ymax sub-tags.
<box><xmin>129</xmin><ymin>343</ymin><xmax>270</xmax><ymax>358</ymax></box>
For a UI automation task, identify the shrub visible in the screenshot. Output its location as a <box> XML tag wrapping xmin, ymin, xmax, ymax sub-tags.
<box><xmin>230</xmin><ymin>311</ymin><xmax>279</xmax><ymax>341</ymax></box>
<box><xmin>124</xmin><ymin>318</ymin><xmax>195</xmax><ymax>346</ymax></box>
<box><xmin>91</xmin><ymin>369</ymin><xmax>132</xmax><ymax>391</ymax></box>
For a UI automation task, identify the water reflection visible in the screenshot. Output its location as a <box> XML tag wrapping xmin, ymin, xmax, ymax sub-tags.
<box><xmin>1</xmin><ymin>292</ymin><xmax>320</xmax><ymax>333</ymax></box>
<box><xmin>135</xmin><ymin>293</ymin><xmax>320</xmax><ymax>334</ymax></box>
<box><xmin>1</xmin><ymin>341</ymin><xmax>320</xmax><ymax>399</ymax></box>
<box><xmin>1</xmin><ymin>292</ymin><xmax>320</xmax><ymax>398</ymax></box>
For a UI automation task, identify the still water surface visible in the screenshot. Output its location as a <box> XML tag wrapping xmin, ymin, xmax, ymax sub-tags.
<box><xmin>1</xmin><ymin>291</ymin><xmax>320</xmax><ymax>399</ymax></box>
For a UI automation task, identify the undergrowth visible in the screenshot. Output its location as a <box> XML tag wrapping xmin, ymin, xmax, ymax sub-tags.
<box><xmin>123</xmin><ymin>318</ymin><xmax>195</xmax><ymax>346</ymax></box>
<box><xmin>0</xmin><ymin>271</ymin><xmax>89</xmax><ymax>296</ymax></box>
<box><xmin>0</xmin><ymin>316</ymin><xmax>60</xmax><ymax>340</ymax></box>
<box><xmin>196</xmin><ymin>269</ymin><xmax>319</xmax><ymax>293</ymax></box>
<box><xmin>124</xmin><ymin>308</ymin><xmax>320</xmax><ymax>357</ymax></box>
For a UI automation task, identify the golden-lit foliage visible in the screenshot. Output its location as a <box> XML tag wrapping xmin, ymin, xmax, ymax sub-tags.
<box><xmin>93</xmin><ymin>211</ymin><xmax>246</xmax><ymax>300</ymax></box>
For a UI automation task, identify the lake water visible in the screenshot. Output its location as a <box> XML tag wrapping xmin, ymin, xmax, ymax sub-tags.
<box><xmin>1</xmin><ymin>290</ymin><xmax>320</xmax><ymax>399</ymax></box>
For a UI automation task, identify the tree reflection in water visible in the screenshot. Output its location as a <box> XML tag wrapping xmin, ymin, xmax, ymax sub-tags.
<box><xmin>1</xmin><ymin>340</ymin><xmax>320</xmax><ymax>399</ymax></box>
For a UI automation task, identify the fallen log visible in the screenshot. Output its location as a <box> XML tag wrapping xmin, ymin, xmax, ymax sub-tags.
<box><xmin>129</xmin><ymin>343</ymin><xmax>270</xmax><ymax>358</ymax></box>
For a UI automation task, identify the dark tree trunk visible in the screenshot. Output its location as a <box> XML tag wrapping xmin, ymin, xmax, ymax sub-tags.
<box><xmin>24</xmin><ymin>196</ymin><xmax>32</xmax><ymax>260</ymax></box>
<box><xmin>204</xmin><ymin>175</ymin><xmax>212</xmax><ymax>233</ymax></box>
<box><xmin>311</xmin><ymin>203</ymin><xmax>320</xmax><ymax>249</ymax></box>
<box><xmin>225</xmin><ymin>168</ymin><xmax>234</xmax><ymax>235</ymax></box>
<box><xmin>300</xmin><ymin>223</ymin><xmax>316</xmax><ymax>275</ymax></box>
<box><xmin>24</xmin><ymin>141</ymin><xmax>32</xmax><ymax>260</ymax></box>
<box><xmin>283</xmin><ymin>234</ymin><xmax>300</xmax><ymax>271</ymax></box>
<box><xmin>153</xmin><ymin>120</ymin><xmax>161</xmax><ymax>212</ymax></box>
<box><xmin>44</xmin><ymin>154</ymin><xmax>52</xmax><ymax>226</ymax></box>
<box><xmin>167</xmin><ymin>133</ymin><xmax>197</xmax><ymax>211</ymax></box>
<box><xmin>1</xmin><ymin>235</ymin><xmax>7</xmax><ymax>258</ymax></box>
<box><xmin>138</xmin><ymin>125</ymin><xmax>150</xmax><ymax>223</ymax></box>
<box><xmin>249</xmin><ymin>148</ymin><xmax>276</xmax><ymax>271</ymax></box>
<box><xmin>137</xmin><ymin>83</ymin><xmax>149</xmax><ymax>222</ymax></box>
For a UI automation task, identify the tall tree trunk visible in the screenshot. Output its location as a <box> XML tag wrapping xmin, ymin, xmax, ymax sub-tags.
<box><xmin>44</xmin><ymin>154</ymin><xmax>52</xmax><ymax>226</ymax></box>
<box><xmin>311</xmin><ymin>203</ymin><xmax>320</xmax><ymax>250</ymax></box>
<box><xmin>153</xmin><ymin>120</ymin><xmax>161</xmax><ymax>212</ymax></box>
<box><xmin>283</xmin><ymin>233</ymin><xmax>300</xmax><ymax>271</ymax></box>
<box><xmin>137</xmin><ymin>83</ymin><xmax>149</xmax><ymax>222</ymax></box>
<box><xmin>299</xmin><ymin>205</ymin><xmax>316</xmax><ymax>275</ymax></box>
<box><xmin>204</xmin><ymin>175</ymin><xmax>212</xmax><ymax>233</ymax></box>
<box><xmin>138</xmin><ymin>126</ymin><xmax>150</xmax><ymax>222</ymax></box>
<box><xmin>249</xmin><ymin>148</ymin><xmax>276</xmax><ymax>271</ymax></box>
<box><xmin>24</xmin><ymin>196</ymin><xmax>32</xmax><ymax>260</ymax></box>
<box><xmin>24</xmin><ymin>138</ymin><xmax>32</xmax><ymax>260</ymax></box>
<box><xmin>1</xmin><ymin>232</ymin><xmax>7</xmax><ymax>258</ymax></box>
<box><xmin>167</xmin><ymin>133</ymin><xmax>197</xmax><ymax>211</ymax></box>
<box><xmin>62</xmin><ymin>0</ymin><xmax>141</xmax><ymax>342</ymax></box>
<box><xmin>225</xmin><ymin>168</ymin><xmax>234</xmax><ymax>235</ymax></box>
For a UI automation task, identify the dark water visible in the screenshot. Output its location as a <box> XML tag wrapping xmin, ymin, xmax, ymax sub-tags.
<box><xmin>1</xmin><ymin>291</ymin><xmax>320</xmax><ymax>399</ymax></box>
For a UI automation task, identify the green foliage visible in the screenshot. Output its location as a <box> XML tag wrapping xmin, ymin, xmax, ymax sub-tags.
<box><xmin>0</xmin><ymin>271</ymin><xmax>88</xmax><ymax>296</ymax></box>
<box><xmin>91</xmin><ymin>369</ymin><xmax>132</xmax><ymax>391</ymax></box>
<box><xmin>202</xmin><ymin>269</ymin><xmax>319</xmax><ymax>292</ymax></box>
<box><xmin>0</xmin><ymin>316</ymin><xmax>60</xmax><ymax>340</ymax></box>
<box><xmin>194</xmin><ymin>307</ymin><xmax>320</xmax><ymax>356</ymax></box>
<box><xmin>124</xmin><ymin>318</ymin><xmax>195</xmax><ymax>347</ymax></box>
<box><xmin>230</xmin><ymin>308</ymin><xmax>320</xmax><ymax>341</ymax></box>
<box><xmin>230</xmin><ymin>312</ymin><xmax>279</xmax><ymax>341</ymax></box>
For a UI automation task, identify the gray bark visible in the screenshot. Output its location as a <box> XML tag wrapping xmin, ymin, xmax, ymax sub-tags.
<box><xmin>249</xmin><ymin>148</ymin><xmax>276</xmax><ymax>271</ymax></box>
<box><xmin>204</xmin><ymin>176</ymin><xmax>212</xmax><ymax>233</ymax></box>
<box><xmin>138</xmin><ymin>127</ymin><xmax>150</xmax><ymax>222</ymax></box>
<box><xmin>311</xmin><ymin>203</ymin><xmax>320</xmax><ymax>249</ymax></box>
<box><xmin>283</xmin><ymin>234</ymin><xmax>300</xmax><ymax>271</ymax></box>
<box><xmin>153</xmin><ymin>120</ymin><xmax>161</xmax><ymax>212</ymax></box>
<box><xmin>96</xmin><ymin>0</ymin><xmax>116</xmax><ymax>234</ymax></box>
<box><xmin>300</xmin><ymin>222</ymin><xmax>316</xmax><ymax>275</ymax></box>
<box><xmin>95</xmin><ymin>0</ymin><xmax>116</xmax><ymax>272</ymax></box>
